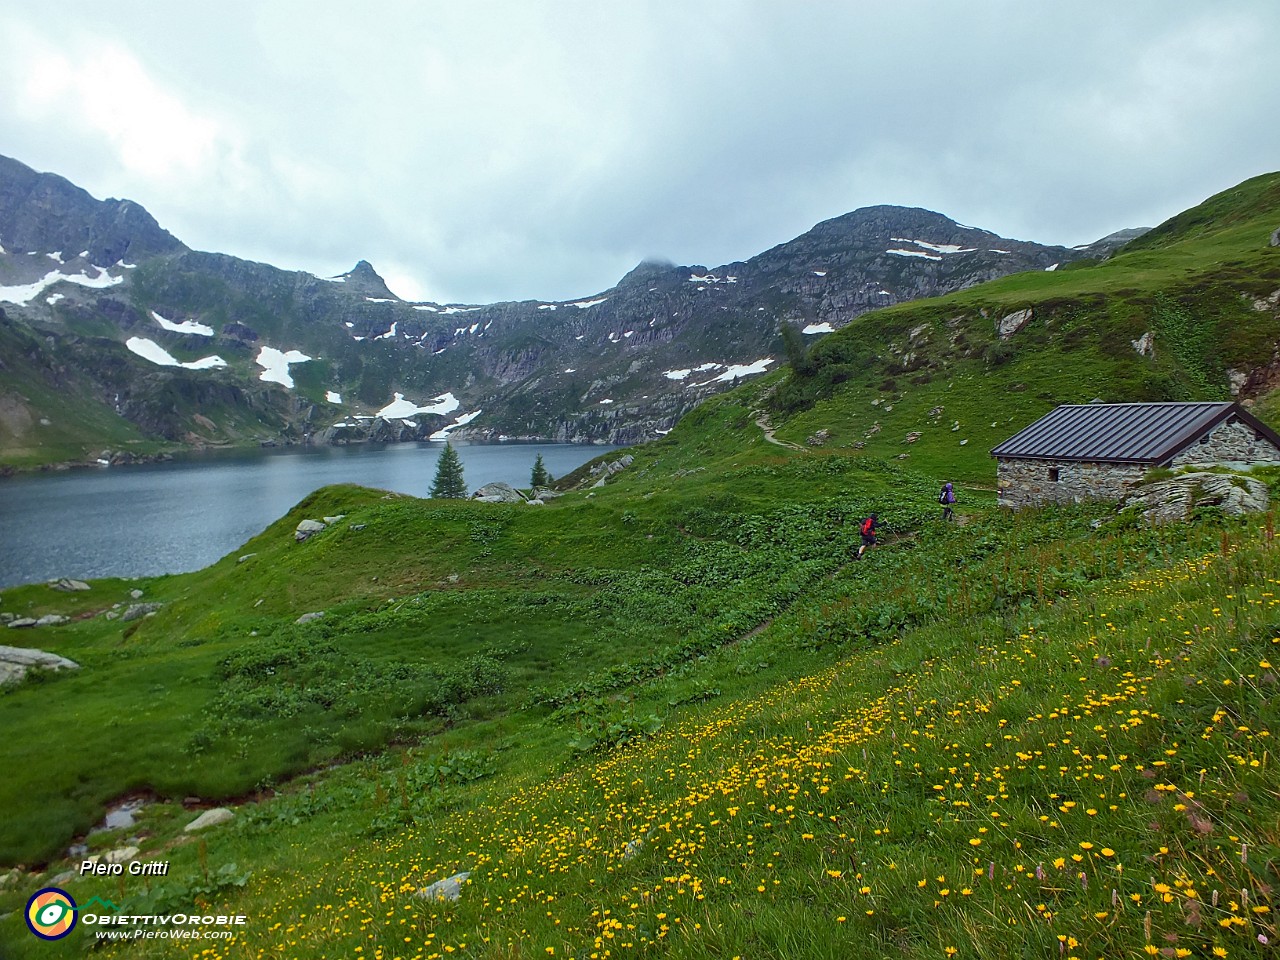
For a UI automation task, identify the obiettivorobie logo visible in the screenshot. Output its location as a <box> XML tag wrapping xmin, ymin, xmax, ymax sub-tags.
<box><xmin>25</xmin><ymin>888</ymin><xmax>106</xmax><ymax>941</ymax></box>
<box><xmin>25</xmin><ymin>886</ymin><xmax>245</xmax><ymax>942</ymax></box>
<box><xmin>25</xmin><ymin>889</ymin><xmax>121</xmax><ymax>940</ymax></box>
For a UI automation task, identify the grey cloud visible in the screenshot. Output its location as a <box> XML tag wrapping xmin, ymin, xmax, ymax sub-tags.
<box><xmin>1</xmin><ymin>1</ymin><xmax>1277</xmax><ymax>303</ymax></box>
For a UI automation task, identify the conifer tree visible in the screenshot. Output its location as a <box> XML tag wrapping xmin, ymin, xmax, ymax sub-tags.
<box><xmin>530</xmin><ymin>453</ymin><xmax>552</xmax><ymax>489</ymax></box>
<box><xmin>429</xmin><ymin>442</ymin><xmax>467</xmax><ymax>498</ymax></box>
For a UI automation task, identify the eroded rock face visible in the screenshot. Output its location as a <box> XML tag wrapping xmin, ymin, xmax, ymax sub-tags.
<box><xmin>1123</xmin><ymin>472</ymin><xmax>1269</xmax><ymax>524</ymax></box>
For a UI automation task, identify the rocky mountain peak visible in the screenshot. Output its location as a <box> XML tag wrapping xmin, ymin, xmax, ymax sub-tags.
<box><xmin>338</xmin><ymin>259</ymin><xmax>399</xmax><ymax>299</ymax></box>
<box><xmin>617</xmin><ymin>258</ymin><xmax>679</xmax><ymax>288</ymax></box>
<box><xmin>0</xmin><ymin>154</ymin><xmax>184</xmax><ymax>264</ymax></box>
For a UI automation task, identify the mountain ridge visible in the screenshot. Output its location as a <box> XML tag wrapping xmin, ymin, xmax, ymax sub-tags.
<box><xmin>1</xmin><ymin>153</ymin><xmax>1136</xmax><ymax>468</ymax></box>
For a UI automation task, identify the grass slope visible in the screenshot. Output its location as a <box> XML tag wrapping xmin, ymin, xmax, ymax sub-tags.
<box><xmin>769</xmin><ymin>171</ymin><xmax>1280</xmax><ymax>482</ymax></box>
<box><xmin>1</xmin><ymin>173</ymin><xmax>1279</xmax><ymax>957</ymax></box>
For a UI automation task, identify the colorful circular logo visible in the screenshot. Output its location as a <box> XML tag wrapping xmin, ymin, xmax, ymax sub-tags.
<box><xmin>26</xmin><ymin>887</ymin><xmax>78</xmax><ymax>940</ymax></box>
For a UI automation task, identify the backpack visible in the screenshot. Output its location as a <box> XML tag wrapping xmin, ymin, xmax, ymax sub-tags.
<box><xmin>939</xmin><ymin>489</ymin><xmax>947</xmax><ymax>504</ymax></box>
<box><xmin>861</xmin><ymin>517</ymin><xmax>875</xmax><ymax>536</ymax></box>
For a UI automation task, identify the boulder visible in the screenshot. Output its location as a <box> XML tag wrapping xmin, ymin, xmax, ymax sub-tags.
<box><xmin>49</xmin><ymin>578</ymin><xmax>91</xmax><ymax>592</ymax></box>
<box><xmin>471</xmin><ymin>482</ymin><xmax>524</xmax><ymax>504</ymax></box>
<box><xmin>184</xmin><ymin>808</ymin><xmax>235</xmax><ymax>832</ymax></box>
<box><xmin>129</xmin><ymin>589</ymin><xmax>144</xmax><ymax>600</ymax></box>
<box><xmin>417</xmin><ymin>871</ymin><xmax>471</xmax><ymax>901</ymax></box>
<box><xmin>295</xmin><ymin>519</ymin><xmax>327</xmax><ymax>542</ymax></box>
<box><xmin>120</xmin><ymin>602</ymin><xmax>162</xmax><ymax>622</ymax></box>
<box><xmin>1123</xmin><ymin>471</ymin><xmax>1269</xmax><ymax>524</ymax></box>
<box><xmin>1131</xmin><ymin>331</ymin><xmax>1154</xmax><ymax>356</ymax></box>
<box><xmin>6</xmin><ymin>618</ymin><xmax>37</xmax><ymax>629</ymax></box>
<box><xmin>295</xmin><ymin>612</ymin><xmax>325</xmax><ymax>625</ymax></box>
<box><xmin>525</xmin><ymin>499</ymin><xmax>545</xmax><ymax>506</ymax></box>
<box><xmin>88</xmin><ymin>846</ymin><xmax>139</xmax><ymax>866</ymax></box>
<box><xmin>35</xmin><ymin>615</ymin><xmax>68</xmax><ymax>627</ymax></box>
<box><xmin>0</xmin><ymin>646</ymin><xmax>80</xmax><ymax>684</ymax></box>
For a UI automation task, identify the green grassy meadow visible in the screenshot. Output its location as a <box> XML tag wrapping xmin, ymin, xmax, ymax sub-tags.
<box><xmin>2</xmin><ymin>174</ymin><xmax>1280</xmax><ymax>957</ymax></box>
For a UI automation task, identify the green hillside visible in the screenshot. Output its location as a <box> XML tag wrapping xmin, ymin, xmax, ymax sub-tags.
<box><xmin>1</xmin><ymin>175</ymin><xmax>1279</xmax><ymax>958</ymax></box>
<box><xmin>768</xmin><ymin>171</ymin><xmax>1280</xmax><ymax>482</ymax></box>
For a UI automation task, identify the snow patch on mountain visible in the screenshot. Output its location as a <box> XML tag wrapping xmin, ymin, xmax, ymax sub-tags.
<box><xmin>429</xmin><ymin>409</ymin><xmax>482</xmax><ymax>440</ymax></box>
<box><xmin>891</xmin><ymin>238</ymin><xmax>976</xmax><ymax>255</ymax></box>
<box><xmin>692</xmin><ymin>358</ymin><xmax>774</xmax><ymax>386</ymax></box>
<box><xmin>0</xmin><ymin>267</ymin><xmax>123</xmax><ymax>304</ymax></box>
<box><xmin>886</xmin><ymin>248</ymin><xmax>941</xmax><ymax>261</ymax></box>
<box><xmin>377</xmin><ymin>392</ymin><xmax>460</xmax><ymax>418</ymax></box>
<box><xmin>256</xmin><ymin>346</ymin><xmax>312</xmax><ymax>388</ymax></box>
<box><xmin>152</xmin><ymin>311</ymin><xmax>214</xmax><ymax>336</ymax></box>
<box><xmin>127</xmin><ymin>337</ymin><xmax>226</xmax><ymax>370</ymax></box>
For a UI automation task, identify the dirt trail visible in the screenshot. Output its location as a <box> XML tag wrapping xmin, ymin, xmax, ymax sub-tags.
<box><xmin>753</xmin><ymin>410</ymin><xmax>804</xmax><ymax>450</ymax></box>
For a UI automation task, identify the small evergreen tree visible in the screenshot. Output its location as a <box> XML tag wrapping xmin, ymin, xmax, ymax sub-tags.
<box><xmin>779</xmin><ymin>321</ymin><xmax>816</xmax><ymax>377</ymax></box>
<box><xmin>530</xmin><ymin>453</ymin><xmax>552</xmax><ymax>488</ymax></box>
<box><xmin>429</xmin><ymin>442</ymin><xmax>467</xmax><ymax>498</ymax></box>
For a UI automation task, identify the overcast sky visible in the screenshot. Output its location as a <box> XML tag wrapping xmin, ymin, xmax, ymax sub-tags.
<box><xmin>2</xmin><ymin>2</ymin><xmax>1278</xmax><ymax>304</ymax></box>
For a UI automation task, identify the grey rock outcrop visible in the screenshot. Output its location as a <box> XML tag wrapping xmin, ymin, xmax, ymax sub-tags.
<box><xmin>996</xmin><ymin>308</ymin><xmax>1033</xmax><ymax>339</ymax></box>
<box><xmin>295</xmin><ymin>612</ymin><xmax>324</xmax><ymax>624</ymax></box>
<box><xmin>1132</xmin><ymin>331</ymin><xmax>1154</xmax><ymax>356</ymax></box>
<box><xmin>49</xmin><ymin>578</ymin><xmax>91</xmax><ymax>592</ymax></box>
<box><xmin>588</xmin><ymin>453</ymin><xmax>636</xmax><ymax>486</ymax></box>
<box><xmin>184</xmin><ymin>808</ymin><xmax>235</xmax><ymax>832</ymax></box>
<box><xmin>120</xmin><ymin>602</ymin><xmax>162</xmax><ymax>622</ymax></box>
<box><xmin>0</xmin><ymin>645</ymin><xmax>80</xmax><ymax>684</ymax></box>
<box><xmin>1123</xmin><ymin>471</ymin><xmax>1269</xmax><ymax>524</ymax></box>
<box><xmin>417</xmin><ymin>871</ymin><xmax>471</xmax><ymax>901</ymax></box>
<box><xmin>472</xmin><ymin>482</ymin><xmax>524</xmax><ymax>503</ymax></box>
<box><xmin>295</xmin><ymin>518</ymin><xmax>327</xmax><ymax>541</ymax></box>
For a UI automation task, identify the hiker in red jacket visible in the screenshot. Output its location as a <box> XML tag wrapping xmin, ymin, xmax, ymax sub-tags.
<box><xmin>856</xmin><ymin>514</ymin><xmax>878</xmax><ymax>559</ymax></box>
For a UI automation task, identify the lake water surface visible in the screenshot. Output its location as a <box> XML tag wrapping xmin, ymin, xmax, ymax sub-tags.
<box><xmin>0</xmin><ymin>442</ymin><xmax>617</xmax><ymax>588</ymax></box>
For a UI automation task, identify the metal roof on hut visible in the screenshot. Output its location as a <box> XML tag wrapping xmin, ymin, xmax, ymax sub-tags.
<box><xmin>990</xmin><ymin>402</ymin><xmax>1280</xmax><ymax>465</ymax></box>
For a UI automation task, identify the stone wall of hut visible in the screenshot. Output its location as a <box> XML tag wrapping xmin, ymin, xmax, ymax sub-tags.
<box><xmin>996</xmin><ymin>458</ymin><xmax>1147</xmax><ymax>508</ymax></box>
<box><xmin>1170</xmin><ymin>418</ymin><xmax>1280</xmax><ymax>467</ymax></box>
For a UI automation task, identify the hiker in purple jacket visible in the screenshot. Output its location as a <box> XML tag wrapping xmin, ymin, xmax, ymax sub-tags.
<box><xmin>939</xmin><ymin>481</ymin><xmax>956</xmax><ymax>521</ymax></box>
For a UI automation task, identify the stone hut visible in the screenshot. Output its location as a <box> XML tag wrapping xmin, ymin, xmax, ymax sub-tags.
<box><xmin>991</xmin><ymin>401</ymin><xmax>1280</xmax><ymax>508</ymax></box>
